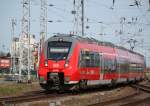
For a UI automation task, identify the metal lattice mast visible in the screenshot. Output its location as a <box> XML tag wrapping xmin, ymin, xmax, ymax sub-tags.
<box><xmin>27</xmin><ymin>0</ymin><xmax>31</xmax><ymax>82</ymax></box>
<box><xmin>73</xmin><ymin>0</ymin><xmax>84</xmax><ymax>36</ymax></box>
<box><xmin>40</xmin><ymin>0</ymin><xmax>47</xmax><ymax>50</ymax></box>
<box><xmin>81</xmin><ymin>0</ymin><xmax>84</xmax><ymax>36</ymax></box>
<box><xmin>19</xmin><ymin>0</ymin><xmax>30</xmax><ymax>82</ymax></box>
<box><xmin>22</xmin><ymin>0</ymin><xmax>29</xmax><ymax>36</ymax></box>
<box><xmin>10</xmin><ymin>18</ymin><xmax>16</xmax><ymax>74</ymax></box>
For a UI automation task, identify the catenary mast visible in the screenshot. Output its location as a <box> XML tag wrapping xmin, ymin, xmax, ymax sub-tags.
<box><xmin>73</xmin><ymin>0</ymin><xmax>84</xmax><ymax>36</ymax></box>
<box><xmin>40</xmin><ymin>0</ymin><xmax>47</xmax><ymax>51</ymax></box>
<box><xmin>18</xmin><ymin>0</ymin><xmax>31</xmax><ymax>82</ymax></box>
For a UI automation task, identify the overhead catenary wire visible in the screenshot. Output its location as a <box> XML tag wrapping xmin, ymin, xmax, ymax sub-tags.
<box><xmin>14</xmin><ymin>0</ymin><xmax>150</xmax><ymax>67</ymax></box>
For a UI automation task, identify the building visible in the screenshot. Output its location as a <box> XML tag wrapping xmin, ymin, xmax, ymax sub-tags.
<box><xmin>10</xmin><ymin>34</ymin><xmax>38</xmax><ymax>74</ymax></box>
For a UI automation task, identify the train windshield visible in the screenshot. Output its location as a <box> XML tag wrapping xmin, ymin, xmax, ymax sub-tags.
<box><xmin>47</xmin><ymin>41</ymin><xmax>72</xmax><ymax>60</ymax></box>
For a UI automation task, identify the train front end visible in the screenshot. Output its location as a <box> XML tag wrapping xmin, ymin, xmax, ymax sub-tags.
<box><xmin>38</xmin><ymin>35</ymin><xmax>79</xmax><ymax>90</ymax></box>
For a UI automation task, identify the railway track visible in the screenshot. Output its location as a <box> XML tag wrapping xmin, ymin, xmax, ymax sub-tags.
<box><xmin>88</xmin><ymin>83</ymin><xmax>150</xmax><ymax>106</ymax></box>
<box><xmin>120</xmin><ymin>96</ymin><xmax>150</xmax><ymax>106</ymax></box>
<box><xmin>0</xmin><ymin>90</ymin><xmax>68</xmax><ymax>105</ymax></box>
<box><xmin>0</xmin><ymin>84</ymin><xmax>149</xmax><ymax>106</ymax></box>
<box><xmin>0</xmin><ymin>90</ymin><xmax>45</xmax><ymax>101</ymax></box>
<box><xmin>88</xmin><ymin>92</ymin><xmax>139</xmax><ymax>106</ymax></box>
<box><xmin>0</xmin><ymin>85</ymin><xmax>123</xmax><ymax>105</ymax></box>
<box><xmin>131</xmin><ymin>84</ymin><xmax>150</xmax><ymax>93</ymax></box>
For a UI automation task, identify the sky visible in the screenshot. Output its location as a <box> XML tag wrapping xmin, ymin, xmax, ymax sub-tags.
<box><xmin>0</xmin><ymin>0</ymin><xmax>150</xmax><ymax>66</ymax></box>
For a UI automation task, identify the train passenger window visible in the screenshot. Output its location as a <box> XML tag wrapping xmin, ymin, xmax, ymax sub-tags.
<box><xmin>103</xmin><ymin>57</ymin><xmax>117</xmax><ymax>72</ymax></box>
<box><xmin>129</xmin><ymin>63</ymin><xmax>137</xmax><ymax>72</ymax></box>
<box><xmin>79</xmin><ymin>50</ymin><xmax>100</xmax><ymax>68</ymax></box>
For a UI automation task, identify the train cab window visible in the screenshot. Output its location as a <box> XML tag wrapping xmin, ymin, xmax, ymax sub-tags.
<box><xmin>47</xmin><ymin>41</ymin><xmax>72</xmax><ymax>60</ymax></box>
<box><xmin>79</xmin><ymin>50</ymin><xmax>100</xmax><ymax>68</ymax></box>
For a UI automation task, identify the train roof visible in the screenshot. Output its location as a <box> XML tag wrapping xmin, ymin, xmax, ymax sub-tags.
<box><xmin>48</xmin><ymin>33</ymin><xmax>144</xmax><ymax>57</ymax></box>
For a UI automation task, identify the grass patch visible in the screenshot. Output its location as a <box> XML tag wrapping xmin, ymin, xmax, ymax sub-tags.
<box><xmin>0</xmin><ymin>83</ymin><xmax>40</xmax><ymax>97</ymax></box>
<box><xmin>0</xmin><ymin>87</ymin><xmax>18</xmax><ymax>95</ymax></box>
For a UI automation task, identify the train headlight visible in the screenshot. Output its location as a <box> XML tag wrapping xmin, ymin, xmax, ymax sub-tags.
<box><xmin>45</xmin><ymin>60</ymin><xmax>48</xmax><ymax>67</ymax></box>
<box><xmin>64</xmin><ymin>60</ymin><xmax>69</xmax><ymax>68</ymax></box>
<box><xmin>59</xmin><ymin>38</ymin><xmax>63</xmax><ymax>41</ymax></box>
<box><xmin>64</xmin><ymin>63</ymin><xmax>69</xmax><ymax>67</ymax></box>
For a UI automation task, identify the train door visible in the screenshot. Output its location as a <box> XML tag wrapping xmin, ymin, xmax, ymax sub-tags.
<box><xmin>78</xmin><ymin>50</ymin><xmax>88</xmax><ymax>79</ymax></box>
<box><xmin>100</xmin><ymin>53</ymin><xmax>104</xmax><ymax>80</ymax></box>
<box><xmin>117</xmin><ymin>57</ymin><xmax>121</xmax><ymax>80</ymax></box>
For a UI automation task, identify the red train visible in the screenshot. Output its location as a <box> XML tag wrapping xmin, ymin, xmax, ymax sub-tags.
<box><xmin>0</xmin><ymin>57</ymin><xmax>11</xmax><ymax>73</ymax></box>
<box><xmin>38</xmin><ymin>34</ymin><xmax>145</xmax><ymax>91</ymax></box>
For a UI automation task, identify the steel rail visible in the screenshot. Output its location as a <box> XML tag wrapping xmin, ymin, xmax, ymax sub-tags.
<box><xmin>120</xmin><ymin>96</ymin><xmax>150</xmax><ymax>106</ymax></box>
<box><xmin>87</xmin><ymin>92</ymin><xmax>139</xmax><ymax>106</ymax></box>
<box><xmin>131</xmin><ymin>84</ymin><xmax>150</xmax><ymax>93</ymax></box>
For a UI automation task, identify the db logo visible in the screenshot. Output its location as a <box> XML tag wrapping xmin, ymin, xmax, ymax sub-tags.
<box><xmin>53</xmin><ymin>63</ymin><xmax>59</xmax><ymax>68</ymax></box>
